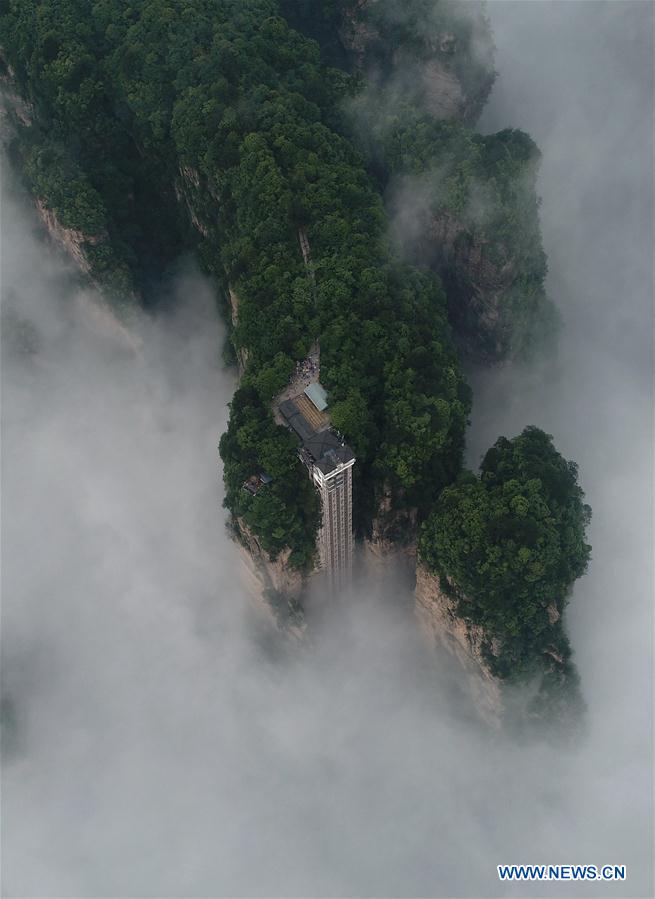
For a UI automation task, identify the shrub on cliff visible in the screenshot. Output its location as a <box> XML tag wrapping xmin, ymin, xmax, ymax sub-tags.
<box><xmin>419</xmin><ymin>426</ymin><xmax>591</xmax><ymax>678</ymax></box>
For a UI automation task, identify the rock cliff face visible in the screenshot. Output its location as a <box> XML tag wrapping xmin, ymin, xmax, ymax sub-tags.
<box><xmin>364</xmin><ymin>482</ymin><xmax>417</xmax><ymax>576</ymax></box>
<box><xmin>31</xmin><ymin>200</ymin><xmax>141</xmax><ymax>333</ymax></box>
<box><xmin>0</xmin><ymin>57</ymin><xmax>32</xmax><ymax>127</ymax></box>
<box><xmin>174</xmin><ymin>165</ymin><xmax>253</xmax><ymax>374</ymax></box>
<box><xmin>414</xmin><ymin>55</ymin><xmax>465</xmax><ymax>120</ymax></box>
<box><xmin>339</xmin><ymin>0</ymin><xmax>494</xmax><ymax>123</ymax></box>
<box><xmin>415</xmin><ymin>562</ymin><xmax>503</xmax><ymax>726</ymax></box>
<box><xmin>398</xmin><ymin>203</ymin><xmax>531</xmax><ymax>362</ymax></box>
<box><xmin>34</xmin><ymin>199</ymin><xmax>104</xmax><ymax>275</ymax></box>
<box><xmin>2</xmin><ymin>69</ymin><xmax>85</xmax><ymax>266</ymax></box>
<box><xmin>339</xmin><ymin>0</ymin><xmax>379</xmax><ymax>64</ymax></box>
<box><xmin>428</xmin><ymin>216</ymin><xmax>516</xmax><ymax>361</ymax></box>
<box><xmin>174</xmin><ymin>165</ymin><xmax>210</xmax><ymax>238</ymax></box>
<box><xmin>414</xmin><ymin>565</ymin><xmax>578</xmax><ymax>730</ymax></box>
<box><xmin>2</xmin><ymin>66</ymin><xmax>140</xmax><ymax>317</ymax></box>
<box><xmin>234</xmin><ymin>520</ymin><xmax>307</xmax><ymax>641</ymax></box>
<box><xmin>227</xmin><ymin>288</ymin><xmax>250</xmax><ymax>375</ymax></box>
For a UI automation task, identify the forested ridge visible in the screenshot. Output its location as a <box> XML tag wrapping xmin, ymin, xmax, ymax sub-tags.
<box><xmin>0</xmin><ymin>0</ymin><xmax>591</xmax><ymax>699</ymax></box>
<box><xmin>0</xmin><ymin>0</ymin><xmax>471</xmax><ymax>567</ymax></box>
<box><xmin>351</xmin><ymin>107</ymin><xmax>559</xmax><ymax>359</ymax></box>
<box><xmin>420</xmin><ymin>427</ymin><xmax>591</xmax><ymax>713</ymax></box>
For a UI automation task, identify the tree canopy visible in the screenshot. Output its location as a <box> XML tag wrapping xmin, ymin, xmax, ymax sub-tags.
<box><xmin>348</xmin><ymin>97</ymin><xmax>559</xmax><ymax>359</ymax></box>
<box><xmin>419</xmin><ymin>426</ymin><xmax>592</xmax><ymax>678</ymax></box>
<box><xmin>0</xmin><ymin>0</ymin><xmax>588</xmax><ymax>677</ymax></box>
<box><xmin>0</xmin><ymin>0</ymin><xmax>472</xmax><ymax>562</ymax></box>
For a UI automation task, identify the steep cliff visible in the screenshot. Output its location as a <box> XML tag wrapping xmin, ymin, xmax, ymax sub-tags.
<box><xmin>428</xmin><ymin>214</ymin><xmax>527</xmax><ymax>362</ymax></box>
<box><xmin>33</xmin><ymin>199</ymin><xmax>102</xmax><ymax>274</ymax></box>
<box><xmin>383</xmin><ymin>126</ymin><xmax>558</xmax><ymax>361</ymax></box>
<box><xmin>363</xmin><ymin>481</ymin><xmax>418</xmax><ymax>573</ymax></box>
<box><xmin>2</xmin><ymin>106</ymin><xmax>136</xmax><ymax>302</ymax></box>
<box><xmin>174</xmin><ymin>165</ymin><xmax>210</xmax><ymax>239</ymax></box>
<box><xmin>415</xmin><ymin>564</ymin><xmax>585</xmax><ymax>730</ymax></box>
<box><xmin>339</xmin><ymin>0</ymin><xmax>495</xmax><ymax>123</ymax></box>
<box><xmin>415</xmin><ymin>563</ymin><xmax>504</xmax><ymax>725</ymax></box>
<box><xmin>1</xmin><ymin>67</ymin><xmax>140</xmax><ymax>334</ymax></box>
<box><xmin>234</xmin><ymin>518</ymin><xmax>307</xmax><ymax>640</ymax></box>
<box><xmin>417</xmin><ymin>428</ymin><xmax>590</xmax><ymax>728</ymax></box>
<box><xmin>0</xmin><ymin>55</ymin><xmax>32</xmax><ymax>127</ymax></box>
<box><xmin>227</xmin><ymin>289</ymin><xmax>250</xmax><ymax>376</ymax></box>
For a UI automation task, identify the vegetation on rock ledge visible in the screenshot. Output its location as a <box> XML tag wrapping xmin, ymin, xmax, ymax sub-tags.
<box><xmin>419</xmin><ymin>426</ymin><xmax>591</xmax><ymax>683</ymax></box>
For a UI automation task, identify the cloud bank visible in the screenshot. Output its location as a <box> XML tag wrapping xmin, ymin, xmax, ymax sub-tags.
<box><xmin>1</xmin><ymin>3</ymin><xmax>653</xmax><ymax>896</ymax></box>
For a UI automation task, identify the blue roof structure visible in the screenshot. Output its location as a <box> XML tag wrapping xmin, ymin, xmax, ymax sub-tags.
<box><xmin>304</xmin><ymin>381</ymin><xmax>328</xmax><ymax>412</ymax></box>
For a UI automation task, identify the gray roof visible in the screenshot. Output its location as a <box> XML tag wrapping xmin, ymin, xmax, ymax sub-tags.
<box><xmin>304</xmin><ymin>430</ymin><xmax>355</xmax><ymax>474</ymax></box>
<box><xmin>279</xmin><ymin>398</ymin><xmax>355</xmax><ymax>475</ymax></box>
<box><xmin>279</xmin><ymin>399</ymin><xmax>315</xmax><ymax>443</ymax></box>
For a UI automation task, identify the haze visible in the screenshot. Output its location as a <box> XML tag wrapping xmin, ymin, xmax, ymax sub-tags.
<box><xmin>1</xmin><ymin>2</ymin><xmax>653</xmax><ymax>896</ymax></box>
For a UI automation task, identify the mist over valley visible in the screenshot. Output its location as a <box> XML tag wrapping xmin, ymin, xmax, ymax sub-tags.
<box><xmin>1</xmin><ymin>2</ymin><xmax>653</xmax><ymax>896</ymax></box>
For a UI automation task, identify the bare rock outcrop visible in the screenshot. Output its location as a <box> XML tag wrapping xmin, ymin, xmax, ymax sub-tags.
<box><xmin>227</xmin><ymin>288</ymin><xmax>250</xmax><ymax>375</ymax></box>
<box><xmin>174</xmin><ymin>164</ymin><xmax>210</xmax><ymax>237</ymax></box>
<box><xmin>415</xmin><ymin>562</ymin><xmax>503</xmax><ymax>726</ymax></box>
<box><xmin>34</xmin><ymin>199</ymin><xmax>104</xmax><ymax>275</ymax></box>
<box><xmin>339</xmin><ymin>0</ymin><xmax>380</xmax><ymax>65</ymax></box>
<box><xmin>235</xmin><ymin>519</ymin><xmax>306</xmax><ymax>640</ymax></box>
<box><xmin>440</xmin><ymin>230</ymin><xmax>516</xmax><ymax>361</ymax></box>
<box><xmin>0</xmin><ymin>60</ymin><xmax>33</xmax><ymax>127</ymax></box>
<box><xmin>364</xmin><ymin>482</ymin><xmax>417</xmax><ymax>577</ymax></box>
<box><xmin>390</xmin><ymin>47</ymin><xmax>467</xmax><ymax>121</ymax></box>
<box><xmin>416</xmin><ymin>210</ymin><xmax>519</xmax><ymax>361</ymax></box>
<box><xmin>339</xmin><ymin>1</ymin><xmax>494</xmax><ymax>123</ymax></box>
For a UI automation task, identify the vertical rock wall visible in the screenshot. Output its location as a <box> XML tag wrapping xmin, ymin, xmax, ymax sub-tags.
<box><xmin>414</xmin><ymin>562</ymin><xmax>503</xmax><ymax>726</ymax></box>
<box><xmin>234</xmin><ymin>519</ymin><xmax>307</xmax><ymax>641</ymax></box>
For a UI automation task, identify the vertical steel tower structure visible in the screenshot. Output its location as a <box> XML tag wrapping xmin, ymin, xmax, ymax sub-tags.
<box><xmin>308</xmin><ymin>445</ymin><xmax>355</xmax><ymax>592</ymax></box>
<box><xmin>278</xmin><ymin>390</ymin><xmax>355</xmax><ymax>593</ymax></box>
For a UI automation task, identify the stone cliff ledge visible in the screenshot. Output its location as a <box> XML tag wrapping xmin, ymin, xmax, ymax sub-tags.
<box><xmin>414</xmin><ymin>562</ymin><xmax>503</xmax><ymax>726</ymax></box>
<box><xmin>234</xmin><ymin>518</ymin><xmax>307</xmax><ymax>641</ymax></box>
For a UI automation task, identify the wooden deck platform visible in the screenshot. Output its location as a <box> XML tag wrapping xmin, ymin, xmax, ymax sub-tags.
<box><xmin>295</xmin><ymin>393</ymin><xmax>329</xmax><ymax>431</ymax></box>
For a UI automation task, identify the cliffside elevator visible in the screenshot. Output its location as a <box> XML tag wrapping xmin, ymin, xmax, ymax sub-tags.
<box><xmin>275</xmin><ymin>372</ymin><xmax>355</xmax><ymax>593</ymax></box>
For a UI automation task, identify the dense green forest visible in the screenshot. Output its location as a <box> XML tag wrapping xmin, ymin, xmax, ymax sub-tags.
<box><xmin>350</xmin><ymin>106</ymin><xmax>560</xmax><ymax>359</ymax></box>
<box><xmin>0</xmin><ymin>0</ymin><xmax>473</xmax><ymax>567</ymax></box>
<box><xmin>281</xmin><ymin>0</ymin><xmax>495</xmax><ymax>120</ymax></box>
<box><xmin>419</xmin><ymin>427</ymin><xmax>591</xmax><ymax>709</ymax></box>
<box><xmin>0</xmin><ymin>0</ymin><xmax>590</xmax><ymax>694</ymax></box>
<box><xmin>281</xmin><ymin>1</ymin><xmax>555</xmax><ymax>359</ymax></box>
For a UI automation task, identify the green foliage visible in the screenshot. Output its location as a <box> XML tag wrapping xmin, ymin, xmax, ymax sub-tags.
<box><xmin>252</xmin><ymin>353</ymin><xmax>295</xmax><ymax>402</ymax></box>
<box><xmin>1</xmin><ymin>0</ymin><xmax>594</xmax><ymax>708</ymax></box>
<box><xmin>344</xmin><ymin>0</ymin><xmax>495</xmax><ymax>121</ymax></box>
<box><xmin>0</xmin><ymin>0</ymin><xmax>193</xmax><ymax>302</ymax></box>
<box><xmin>1</xmin><ymin>0</ymin><xmax>576</xmax><ymax>621</ymax></box>
<box><xmin>419</xmin><ymin>427</ymin><xmax>591</xmax><ymax>678</ymax></box>
<box><xmin>264</xmin><ymin>587</ymin><xmax>304</xmax><ymax>627</ymax></box>
<box><xmin>349</xmin><ymin>95</ymin><xmax>559</xmax><ymax>360</ymax></box>
<box><xmin>219</xmin><ymin>385</ymin><xmax>320</xmax><ymax>568</ymax></box>
<box><xmin>23</xmin><ymin>141</ymin><xmax>106</xmax><ymax>233</ymax></box>
<box><xmin>0</xmin><ymin>0</ymin><xmax>472</xmax><ymax>557</ymax></box>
